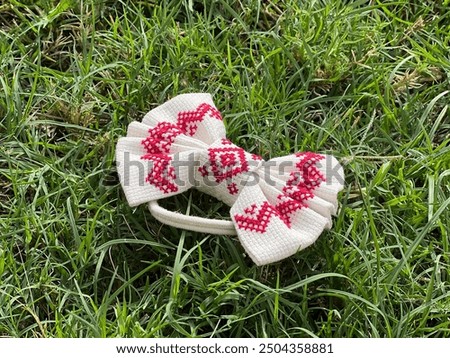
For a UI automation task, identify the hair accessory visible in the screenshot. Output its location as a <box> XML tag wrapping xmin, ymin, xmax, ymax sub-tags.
<box><xmin>116</xmin><ymin>93</ymin><xmax>344</xmax><ymax>265</ymax></box>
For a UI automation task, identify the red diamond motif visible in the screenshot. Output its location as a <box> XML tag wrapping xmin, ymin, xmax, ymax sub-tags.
<box><xmin>220</xmin><ymin>153</ymin><xmax>236</xmax><ymax>167</ymax></box>
<box><xmin>208</xmin><ymin>147</ymin><xmax>248</xmax><ymax>183</ymax></box>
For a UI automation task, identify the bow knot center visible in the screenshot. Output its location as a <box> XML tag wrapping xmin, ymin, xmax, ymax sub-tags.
<box><xmin>195</xmin><ymin>138</ymin><xmax>263</xmax><ymax>206</ymax></box>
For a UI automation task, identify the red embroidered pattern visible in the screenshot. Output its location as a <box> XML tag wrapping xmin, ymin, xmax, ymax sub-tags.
<box><xmin>141</xmin><ymin>122</ymin><xmax>183</xmax><ymax>155</ymax></box>
<box><xmin>220</xmin><ymin>153</ymin><xmax>236</xmax><ymax>167</ymax></box>
<box><xmin>234</xmin><ymin>201</ymin><xmax>281</xmax><ymax>233</ymax></box>
<box><xmin>227</xmin><ymin>182</ymin><xmax>239</xmax><ymax>195</ymax></box>
<box><xmin>275</xmin><ymin>194</ymin><xmax>306</xmax><ymax>228</ymax></box>
<box><xmin>208</xmin><ymin>147</ymin><xmax>249</xmax><ymax>183</ymax></box>
<box><xmin>295</xmin><ymin>152</ymin><xmax>326</xmax><ymax>189</ymax></box>
<box><xmin>235</xmin><ymin>153</ymin><xmax>325</xmax><ymax>233</ymax></box>
<box><xmin>140</xmin><ymin>102</ymin><xmax>222</xmax><ymax>194</ymax></box>
<box><xmin>245</xmin><ymin>204</ymin><xmax>257</xmax><ymax>214</ymax></box>
<box><xmin>198</xmin><ymin>145</ymin><xmax>250</xmax><ymax>196</ymax></box>
<box><xmin>198</xmin><ymin>165</ymin><xmax>208</xmax><ymax>177</ymax></box>
<box><xmin>283</xmin><ymin>185</ymin><xmax>314</xmax><ymax>203</ymax></box>
<box><xmin>141</xmin><ymin>153</ymin><xmax>178</xmax><ymax>194</ymax></box>
<box><xmin>177</xmin><ymin>103</ymin><xmax>222</xmax><ymax>136</ymax></box>
<box><xmin>283</xmin><ymin>152</ymin><xmax>325</xmax><ymax>205</ymax></box>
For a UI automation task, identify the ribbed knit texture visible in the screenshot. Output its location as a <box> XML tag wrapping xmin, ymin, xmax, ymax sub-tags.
<box><xmin>116</xmin><ymin>93</ymin><xmax>345</xmax><ymax>265</ymax></box>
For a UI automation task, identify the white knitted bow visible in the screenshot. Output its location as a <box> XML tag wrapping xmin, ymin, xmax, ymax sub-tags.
<box><xmin>116</xmin><ymin>93</ymin><xmax>344</xmax><ymax>266</ymax></box>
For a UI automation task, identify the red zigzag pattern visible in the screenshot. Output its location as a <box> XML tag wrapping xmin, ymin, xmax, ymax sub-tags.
<box><xmin>177</xmin><ymin>103</ymin><xmax>222</xmax><ymax>136</ymax></box>
<box><xmin>141</xmin><ymin>153</ymin><xmax>178</xmax><ymax>194</ymax></box>
<box><xmin>234</xmin><ymin>152</ymin><xmax>325</xmax><ymax>233</ymax></box>
<box><xmin>140</xmin><ymin>103</ymin><xmax>222</xmax><ymax>194</ymax></box>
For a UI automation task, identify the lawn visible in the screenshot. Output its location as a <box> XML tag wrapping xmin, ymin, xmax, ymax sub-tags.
<box><xmin>0</xmin><ymin>0</ymin><xmax>449</xmax><ymax>338</ymax></box>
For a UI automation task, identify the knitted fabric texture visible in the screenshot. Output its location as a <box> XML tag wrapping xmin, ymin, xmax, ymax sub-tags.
<box><xmin>116</xmin><ymin>93</ymin><xmax>345</xmax><ymax>266</ymax></box>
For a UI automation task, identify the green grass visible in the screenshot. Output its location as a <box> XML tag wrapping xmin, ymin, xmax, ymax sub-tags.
<box><xmin>0</xmin><ymin>0</ymin><xmax>449</xmax><ymax>338</ymax></box>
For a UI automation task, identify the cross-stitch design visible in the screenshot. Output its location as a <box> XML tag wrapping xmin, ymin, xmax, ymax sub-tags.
<box><xmin>141</xmin><ymin>122</ymin><xmax>183</xmax><ymax>155</ymax></box>
<box><xmin>198</xmin><ymin>143</ymin><xmax>254</xmax><ymax>197</ymax></box>
<box><xmin>207</xmin><ymin>146</ymin><xmax>249</xmax><ymax>183</ymax></box>
<box><xmin>283</xmin><ymin>152</ymin><xmax>325</xmax><ymax>205</ymax></box>
<box><xmin>234</xmin><ymin>201</ymin><xmax>281</xmax><ymax>233</ymax></box>
<box><xmin>116</xmin><ymin>93</ymin><xmax>344</xmax><ymax>266</ymax></box>
<box><xmin>274</xmin><ymin>194</ymin><xmax>305</xmax><ymax>228</ymax></box>
<box><xmin>140</xmin><ymin>102</ymin><xmax>224</xmax><ymax>194</ymax></box>
<box><xmin>227</xmin><ymin>182</ymin><xmax>239</xmax><ymax>195</ymax></box>
<box><xmin>141</xmin><ymin>153</ymin><xmax>178</xmax><ymax>194</ymax></box>
<box><xmin>177</xmin><ymin>103</ymin><xmax>222</xmax><ymax>136</ymax></box>
<box><xmin>235</xmin><ymin>153</ymin><xmax>326</xmax><ymax>233</ymax></box>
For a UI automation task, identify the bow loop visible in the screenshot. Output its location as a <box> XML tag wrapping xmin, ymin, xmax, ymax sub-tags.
<box><xmin>116</xmin><ymin>94</ymin><xmax>227</xmax><ymax>206</ymax></box>
<box><xmin>116</xmin><ymin>93</ymin><xmax>345</xmax><ymax>265</ymax></box>
<box><xmin>141</xmin><ymin>93</ymin><xmax>226</xmax><ymax>145</ymax></box>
